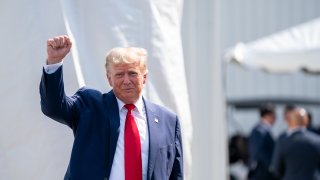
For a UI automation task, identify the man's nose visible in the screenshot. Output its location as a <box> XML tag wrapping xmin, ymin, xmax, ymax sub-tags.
<box><xmin>123</xmin><ymin>74</ymin><xmax>131</xmax><ymax>84</ymax></box>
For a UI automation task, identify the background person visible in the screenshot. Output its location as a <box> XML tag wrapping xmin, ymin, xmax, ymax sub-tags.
<box><xmin>277</xmin><ymin>104</ymin><xmax>296</xmax><ymax>141</ymax></box>
<box><xmin>248</xmin><ymin>104</ymin><xmax>277</xmax><ymax>180</ymax></box>
<box><xmin>271</xmin><ymin>107</ymin><xmax>320</xmax><ymax>180</ymax></box>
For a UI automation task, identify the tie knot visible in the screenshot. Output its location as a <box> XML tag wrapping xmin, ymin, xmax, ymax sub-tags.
<box><xmin>124</xmin><ymin>104</ymin><xmax>135</xmax><ymax>112</ymax></box>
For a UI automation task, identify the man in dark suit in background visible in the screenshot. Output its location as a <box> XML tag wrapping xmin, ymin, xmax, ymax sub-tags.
<box><xmin>40</xmin><ymin>35</ymin><xmax>183</xmax><ymax>180</ymax></box>
<box><xmin>271</xmin><ymin>108</ymin><xmax>320</xmax><ymax>180</ymax></box>
<box><xmin>248</xmin><ymin>104</ymin><xmax>277</xmax><ymax>180</ymax></box>
<box><xmin>277</xmin><ymin>104</ymin><xmax>296</xmax><ymax>141</ymax></box>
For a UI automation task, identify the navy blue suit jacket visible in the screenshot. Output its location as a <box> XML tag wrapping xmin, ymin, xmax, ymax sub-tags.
<box><xmin>39</xmin><ymin>67</ymin><xmax>183</xmax><ymax>180</ymax></box>
<box><xmin>272</xmin><ymin>129</ymin><xmax>320</xmax><ymax>180</ymax></box>
<box><xmin>248</xmin><ymin>123</ymin><xmax>276</xmax><ymax>180</ymax></box>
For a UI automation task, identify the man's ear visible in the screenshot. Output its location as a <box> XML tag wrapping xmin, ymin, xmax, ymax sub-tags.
<box><xmin>143</xmin><ymin>73</ymin><xmax>147</xmax><ymax>84</ymax></box>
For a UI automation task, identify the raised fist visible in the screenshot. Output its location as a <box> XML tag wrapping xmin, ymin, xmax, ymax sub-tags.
<box><xmin>47</xmin><ymin>35</ymin><xmax>72</xmax><ymax>64</ymax></box>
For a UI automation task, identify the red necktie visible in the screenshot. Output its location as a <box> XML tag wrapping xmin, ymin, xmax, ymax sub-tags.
<box><xmin>124</xmin><ymin>104</ymin><xmax>142</xmax><ymax>180</ymax></box>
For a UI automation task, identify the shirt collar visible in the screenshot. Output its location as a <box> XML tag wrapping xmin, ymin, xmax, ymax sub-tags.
<box><xmin>287</xmin><ymin>127</ymin><xmax>306</xmax><ymax>136</ymax></box>
<box><xmin>116</xmin><ymin>96</ymin><xmax>144</xmax><ymax>114</ymax></box>
<box><xmin>260</xmin><ymin>120</ymin><xmax>272</xmax><ymax>129</ymax></box>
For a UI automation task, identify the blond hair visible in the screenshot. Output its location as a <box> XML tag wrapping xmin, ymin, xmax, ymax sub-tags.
<box><xmin>105</xmin><ymin>47</ymin><xmax>148</xmax><ymax>74</ymax></box>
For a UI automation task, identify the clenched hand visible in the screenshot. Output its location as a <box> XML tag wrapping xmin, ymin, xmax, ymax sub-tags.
<box><xmin>47</xmin><ymin>35</ymin><xmax>72</xmax><ymax>64</ymax></box>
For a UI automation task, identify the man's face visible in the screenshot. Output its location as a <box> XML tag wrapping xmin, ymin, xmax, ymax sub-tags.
<box><xmin>269</xmin><ymin>113</ymin><xmax>276</xmax><ymax>125</ymax></box>
<box><xmin>107</xmin><ymin>61</ymin><xmax>147</xmax><ymax>104</ymax></box>
<box><xmin>285</xmin><ymin>110</ymin><xmax>294</xmax><ymax>122</ymax></box>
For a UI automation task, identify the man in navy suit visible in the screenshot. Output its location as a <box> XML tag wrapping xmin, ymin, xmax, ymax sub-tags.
<box><xmin>271</xmin><ymin>108</ymin><xmax>320</xmax><ymax>180</ymax></box>
<box><xmin>248</xmin><ymin>104</ymin><xmax>277</xmax><ymax>180</ymax></box>
<box><xmin>277</xmin><ymin>104</ymin><xmax>296</xmax><ymax>142</ymax></box>
<box><xmin>40</xmin><ymin>35</ymin><xmax>183</xmax><ymax>180</ymax></box>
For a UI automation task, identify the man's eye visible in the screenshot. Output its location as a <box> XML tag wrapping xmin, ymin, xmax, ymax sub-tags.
<box><xmin>115</xmin><ymin>73</ymin><xmax>124</xmax><ymax>77</ymax></box>
<box><xmin>129</xmin><ymin>72</ymin><xmax>138</xmax><ymax>76</ymax></box>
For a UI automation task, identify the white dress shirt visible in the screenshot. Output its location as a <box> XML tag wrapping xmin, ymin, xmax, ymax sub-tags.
<box><xmin>109</xmin><ymin>97</ymin><xmax>149</xmax><ymax>180</ymax></box>
<box><xmin>43</xmin><ymin>61</ymin><xmax>63</xmax><ymax>74</ymax></box>
<box><xmin>44</xmin><ymin>62</ymin><xmax>149</xmax><ymax>180</ymax></box>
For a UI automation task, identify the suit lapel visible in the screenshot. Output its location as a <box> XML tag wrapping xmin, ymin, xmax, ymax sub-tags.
<box><xmin>144</xmin><ymin>99</ymin><xmax>161</xmax><ymax>180</ymax></box>
<box><xmin>104</xmin><ymin>91</ymin><xmax>120</xmax><ymax>178</ymax></box>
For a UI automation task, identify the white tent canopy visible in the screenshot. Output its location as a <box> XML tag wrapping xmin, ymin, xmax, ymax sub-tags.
<box><xmin>225</xmin><ymin>18</ymin><xmax>320</xmax><ymax>73</ymax></box>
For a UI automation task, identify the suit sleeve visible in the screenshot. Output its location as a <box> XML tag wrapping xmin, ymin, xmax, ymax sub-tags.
<box><xmin>249</xmin><ymin>130</ymin><xmax>262</xmax><ymax>163</ymax></box>
<box><xmin>39</xmin><ymin>66</ymin><xmax>84</xmax><ymax>129</ymax></box>
<box><xmin>249</xmin><ymin>130</ymin><xmax>271</xmax><ymax>168</ymax></box>
<box><xmin>169</xmin><ymin>116</ymin><xmax>184</xmax><ymax>180</ymax></box>
<box><xmin>271</xmin><ymin>140</ymin><xmax>285</xmax><ymax>179</ymax></box>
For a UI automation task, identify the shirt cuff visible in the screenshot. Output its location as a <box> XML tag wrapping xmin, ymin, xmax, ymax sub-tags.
<box><xmin>44</xmin><ymin>61</ymin><xmax>63</xmax><ymax>74</ymax></box>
